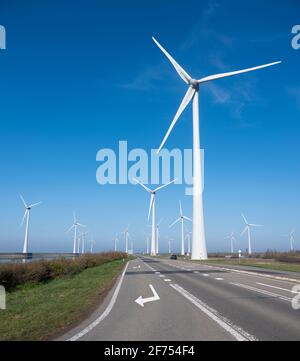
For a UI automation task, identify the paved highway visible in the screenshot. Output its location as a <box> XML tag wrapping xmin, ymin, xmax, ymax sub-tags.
<box><xmin>61</xmin><ymin>257</ymin><xmax>300</xmax><ymax>341</ymax></box>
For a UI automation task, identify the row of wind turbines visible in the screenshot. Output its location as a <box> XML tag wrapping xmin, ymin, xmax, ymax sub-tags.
<box><xmin>18</xmin><ymin>36</ymin><xmax>283</xmax><ymax>258</ymax></box>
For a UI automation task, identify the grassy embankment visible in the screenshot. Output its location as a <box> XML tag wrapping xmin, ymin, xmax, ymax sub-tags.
<box><xmin>0</xmin><ymin>253</ymin><xmax>132</xmax><ymax>341</ymax></box>
<box><xmin>200</xmin><ymin>259</ymin><xmax>300</xmax><ymax>273</ymax></box>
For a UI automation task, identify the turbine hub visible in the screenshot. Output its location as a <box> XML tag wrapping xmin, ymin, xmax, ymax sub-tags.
<box><xmin>189</xmin><ymin>79</ymin><xmax>199</xmax><ymax>90</ymax></box>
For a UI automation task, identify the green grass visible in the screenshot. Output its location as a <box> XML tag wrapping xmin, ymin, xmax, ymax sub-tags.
<box><xmin>0</xmin><ymin>259</ymin><xmax>127</xmax><ymax>341</ymax></box>
<box><xmin>198</xmin><ymin>259</ymin><xmax>300</xmax><ymax>273</ymax></box>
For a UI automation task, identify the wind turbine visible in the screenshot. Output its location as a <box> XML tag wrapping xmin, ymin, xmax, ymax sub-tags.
<box><xmin>156</xmin><ymin>219</ymin><xmax>164</xmax><ymax>255</ymax></box>
<box><xmin>90</xmin><ymin>236</ymin><xmax>95</xmax><ymax>253</ymax></box>
<box><xmin>67</xmin><ymin>212</ymin><xmax>85</xmax><ymax>254</ymax></box>
<box><xmin>144</xmin><ymin>232</ymin><xmax>150</xmax><ymax>254</ymax></box>
<box><xmin>282</xmin><ymin>229</ymin><xmax>295</xmax><ymax>252</ymax></box>
<box><xmin>133</xmin><ymin>178</ymin><xmax>176</xmax><ymax>256</ymax></box>
<box><xmin>20</xmin><ymin>195</ymin><xmax>42</xmax><ymax>254</ymax></box>
<box><xmin>170</xmin><ymin>201</ymin><xmax>192</xmax><ymax>256</ymax></box>
<box><xmin>241</xmin><ymin>214</ymin><xmax>263</xmax><ymax>255</ymax></box>
<box><xmin>79</xmin><ymin>231</ymin><xmax>88</xmax><ymax>254</ymax></box>
<box><xmin>113</xmin><ymin>233</ymin><xmax>118</xmax><ymax>252</ymax></box>
<box><xmin>168</xmin><ymin>238</ymin><xmax>173</xmax><ymax>254</ymax></box>
<box><xmin>122</xmin><ymin>226</ymin><xmax>131</xmax><ymax>254</ymax></box>
<box><xmin>152</xmin><ymin>36</ymin><xmax>281</xmax><ymax>260</ymax></box>
<box><xmin>225</xmin><ymin>231</ymin><xmax>236</xmax><ymax>254</ymax></box>
<box><xmin>184</xmin><ymin>227</ymin><xmax>192</xmax><ymax>256</ymax></box>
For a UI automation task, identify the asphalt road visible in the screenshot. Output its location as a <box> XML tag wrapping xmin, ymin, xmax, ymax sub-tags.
<box><xmin>62</xmin><ymin>256</ymin><xmax>300</xmax><ymax>341</ymax></box>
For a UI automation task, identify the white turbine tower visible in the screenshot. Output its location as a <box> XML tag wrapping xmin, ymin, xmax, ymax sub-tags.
<box><xmin>90</xmin><ymin>238</ymin><xmax>95</xmax><ymax>253</ymax></box>
<box><xmin>170</xmin><ymin>201</ymin><xmax>192</xmax><ymax>256</ymax></box>
<box><xmin>122</xmin><ymin>226</ymin><xmax>131</xmax><ymax>254</ymax></box>
<box><xmin>225</xmin><ymin>231</ymin><xmax>236</xmax><ymax>254</ymax></box>
<box><xmin>241</xmin><ymin>214</ymin><xmax>263</xmax><ymax>255</ymax></box>
<box><xmin>184</xmin><ymin>227</ymin><xmax>192</xmax><ymax>256</ymax></box>
<box><xmin>152</xmin><ymin>36</ymin><xmax>281</xmax><ymax>260</ymax></box>
<box><xmin>133</xmin><ymin>178</ymin><xmax>176</xmax><ymax>256</ymax></box>
<box><xmin>156</xmin><ymin>219</ymin><xmax>164</xmax><ymax>255</ymax></box>
<box><xmin>67</xmin><ymin>212</ymin><xmax>85</xmax><ymax>254</ymax></box>
<box><xmin>20</xmin><ymin>195</ymin><xmax>42</xmax><ymax>254</ymax></box>
<box><xmin>282</xmin><ymin>230</ymin><xmax>295</xmax><ymax>252</ymax></box>
<box><xmin>168</xmin><ymin>238</ymin><xmax>173</xmax><ymax>254</ymax></box>
<box><xmin>144</xmin><ymin>233</ymin><xmax>150</xmax><ymax>254</ymax></box>
<box><xmin>80</xmin><ymin>231</ymin><xmax>88</xmax><ymax>254</ymax></box>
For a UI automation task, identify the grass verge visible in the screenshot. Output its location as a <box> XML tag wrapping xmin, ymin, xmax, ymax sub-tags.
<box><xmin>0</xmin><ymin>258</ymin><xmax>128</xmax><ymax>341</ymax></box>
<box><xmin>198</xmin><ymin>259</ymin><xmax>300</xmax><ymax>273</ymax></box>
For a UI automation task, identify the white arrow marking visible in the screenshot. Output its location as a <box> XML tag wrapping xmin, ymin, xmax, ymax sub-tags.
<box><xmin>134</xmin><ymin>284</ymin><xmax>160</xmax><ymax>307</ymax></box>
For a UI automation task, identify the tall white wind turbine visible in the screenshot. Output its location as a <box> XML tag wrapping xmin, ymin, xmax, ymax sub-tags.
<box><xmin>90</xmin><ymin>238</ymin><xmax>95</xmax><ymax>253</ymax></box>
<box><xmin>20</xmin><ymin>195</ymin><xmax>42</xmax><ymax>254</ymax></box>
<box><xmin>282</xmin><ymin>229</ymin><xmax>295</xmax><ymax>252</ymax></box>
<box><xmin>225</xmin><ymin>231</ymin><xmax>236</xmax><ymax>254</ymax></box>
<box><xmin>134</xmin><ymin>178</ymin><xmax>176</xmax><ymax>256</ymax></box>
<box><xmin>170</xmin><ymin>201</ymin><xmax>192</xmax><ymax>256</ymax></box>
<box><xmin>241</xmin><ymin>214</ymin><xmax>263</xmax><ymax>255</ymax></box>
<box><xmin>67</xmin><ymin>212</ymin><xmax>85</xmax><ymax>254</ymax></box>
<box><xmin>152</xmin><ymin>36</ymin><xmax>281</xmax><ymax>260</ymax></box>
<box><xmin>122</xmin><ymin>226</ymin><xmax>131</xmax><ymax>254</ymax></box>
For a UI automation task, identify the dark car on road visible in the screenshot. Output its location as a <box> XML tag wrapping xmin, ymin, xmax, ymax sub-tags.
<box><xmin>170</xmin><ymin>254</ymin><xmax>177</xmax><ymax>260</ymax></box>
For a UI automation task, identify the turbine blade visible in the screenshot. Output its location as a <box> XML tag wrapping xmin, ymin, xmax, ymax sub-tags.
<box><xmin>20</xmin><ymin>210</ymin><xmax>28</xmax><ymax>227</ymax></box>
<box><xmin>66</xmin><ymin>225</ymin><xmax>75</xmax><ymax>233</ymax></box>
<box><xmin>179</xmin><ymin>201</ymin><xmax>183</xmax><ymax>217</ymax></box>
<box><xmin>241</xmin><ymin>214</ymin><xmax>248</xmax><ymax>225</ymax></box>
<box><xmin>183</xmin><ymin>216</ymin><xmax>192</xmax><ymax>222</ymax></box>
<box><xmin>241</xmin><ymin>227</ymin><xmax>248</xmax><ymax>236</ymax></box>
<box><xmin>77</xmin><ymin>223</ymin><xmax>86</xmax><ymax>227</ymax></box>
<box><xmin>157</xmin><ymin>87</ymin><xmax>196</xmax><ymax>154</ymax></box>
<box><xmin>133</xmin><ymin>178</ymin><xmax>152</xmax><ymax>193</ymax></box>
<box><xmin>250</xmin><ymin>224</ymin><xmax>263</xmax><ymax>227</ymax></box>
<box><xmin>73</xmin><ymin>211</ymin><xmax>77</xmax><ymax>223</ymax></box>
<box><xmin>170</xmin><ymin>218</ymin><xmax>181</xmax><ymax>228</ymax></box>
<box><xmin>29</xmin><ymin>201</ymin><xmax>42</xmax><ymax>208</ymax></box>
<box><xmin>154</xmin><ymin>179</ymin><xmax>176</xmax><ymax>192</ymax></box>
<box><xmin>20</xmin><ymin>195</ymin><xmax>28</xmax><ymax>208</ymax></box>
<box><xmin>148</xmin><ymin>194</ymin><xmax>155</xmax><ymax>222</ymax></box>
<box><xmin>198</xmin><ymin>61</ymin><xmax>282</xmax><ymax>83</ymax></box>
<box><xmin>152</xmin><ymin>37</ymin><xmax>192</xmax><ymax>84</ymax></box>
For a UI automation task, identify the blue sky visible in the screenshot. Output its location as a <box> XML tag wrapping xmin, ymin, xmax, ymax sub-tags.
<box><xmin>0</xmin><ymin>0</ymin><xmax>299</xmax><ymax>254</ymax></box>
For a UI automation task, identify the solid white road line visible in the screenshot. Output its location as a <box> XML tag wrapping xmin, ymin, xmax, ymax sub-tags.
<box><xmin>68</xmin><ymin>262</ymin><xmax>129</xmax><ymax>341</ymax></box>
<box><xmin>256</xmin><ymin>282</ymin><xmax>299</xmax><ymax>294</ymax></box>
<box><xmin>230</xmin><ymin>282</ymin><xmax>292</xmax><ymax>302</ymax></box>
<box><xmin>170</xmin><ymin>283</ymin><xmax>257</xmax><ymax>341</ymax></box>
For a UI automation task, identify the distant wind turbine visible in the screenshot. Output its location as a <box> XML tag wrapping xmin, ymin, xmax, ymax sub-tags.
<box><xmin>67</xmin><ymin>212</ymin><xmax>85</xmax><ymax>254</ymax></box>
<box><xmin>225</xmin><ymin>231</ymin><xmax>236</xmax><ymax>254</ymax></box>
<box><xmin>20</xmin><ymin>195</ymin><xmax>42</xmax><ymax>254</ymax></box>
<box><xmin>170</xmin><ymin>201</ymin><xmax>192</xmax><ymax>256</ymax></box>
<box><xmin>282</xmin><ymin>229</ymin><xmax>295</xmax><ymax>252</ymax></box>
<box><xmin>133</xmin><ymin>178</ymin><xmax>176</xmax><ymax>256</ymax></box>
<box><xmin>184</xmin><ymin>227</ymin><xmax>192</xmax><ymax>256</ymax></box>
<box><xmin>152</xmin><ymin>36</ymin><xmax>281</xmax><ymax>260</ymax></box>
<box><xmin>122</xmin><ymin>226</ymin><xmax>131</xmax><ymax>254</ymax></box>
<box><xmin>241</xmin><ymin>214</ymin><xmax>263</xmax><ymax>255</ymax></box>
<box><xmin>156</xmin><ymin>219</ymin><xmax>164</xmax><ymax>255</ymax></box>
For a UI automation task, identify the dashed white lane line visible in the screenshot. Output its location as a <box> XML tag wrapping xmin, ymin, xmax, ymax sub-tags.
<box><xmin>256</xmin><ymin>282</ymin><xmax>299</xmax><ymax>294</ymax></box>
<box><xmin>215</xmin><ymin>278</ymin><xmax>224</xmax><ymax>281</ymax></box>
<box><xmin>230</xmin><ymin>282</ymin><xmax>292</xmax><ymax>302</ymax></box>
<box><xmin>68</xmin><ymin>261</ymin><xmax>129</xmax><ymax>341</ymax></box>
<box><xmin>164</xmin><ymin>279</ymin><xmax>172</xmax><ymax>282</ymax></box>
<box><xmin>169</xmin><ymin>283</ymin><xmax>257</xmax><ymax>341</ymax></box>
<box><xmin>194</xmin><ymin>271</ymin><xmax>199</xmax><ymax>274</ymax></box>
<box><xmin>202</xmin><ymin>274</ymin><xmax>209</xmax><ymax>277</ymax></box>
<box><xmin>159</xmin><ymin>275</ymin><xmax>165</xmax><ymax>278</ymax></box>
<box><xmin>155</xmin><ymin>272</ymin><xmax>161</xmax><ymax>274</ymax></box>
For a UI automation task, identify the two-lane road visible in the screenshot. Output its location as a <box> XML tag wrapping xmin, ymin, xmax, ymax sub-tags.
<box><xmin>62</xmin><ymin>257</ymin><xmax>300</xmax><ymax>341</ymax></box>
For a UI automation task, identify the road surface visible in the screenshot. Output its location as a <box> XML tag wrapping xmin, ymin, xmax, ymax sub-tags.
<box><xmin>61</xmin><ymin>256</ymin><xmax>300</xmax><ymax>341</ymax></box>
